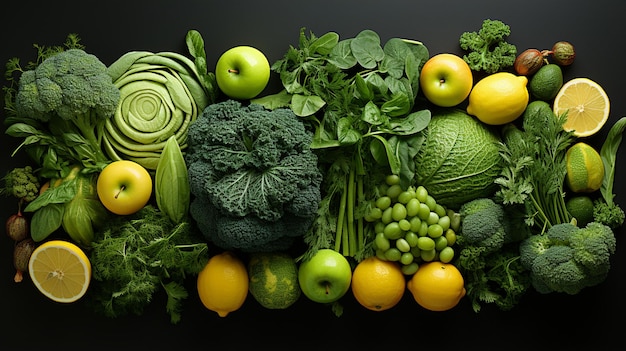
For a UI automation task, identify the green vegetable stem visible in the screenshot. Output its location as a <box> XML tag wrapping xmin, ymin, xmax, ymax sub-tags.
<box><xmin>258</xmin><ymin>28</ymin><xmax>431</xmax><ymax>261</ymax></box>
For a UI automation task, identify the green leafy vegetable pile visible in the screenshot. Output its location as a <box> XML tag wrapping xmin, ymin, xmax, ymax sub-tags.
<box><xmin>87</xmin><ymin>205</ymin><xmax>208</xmax><ymax>324</ymax></box>
<box><xmin>258</xmin><ymin>28</ymin><xmax>432</xmax><ymax>261</ymax></box>
<box><xmin>185</xmin><ymin>99</ymin><xmax>323</xmax><ymax>252</ymax></box>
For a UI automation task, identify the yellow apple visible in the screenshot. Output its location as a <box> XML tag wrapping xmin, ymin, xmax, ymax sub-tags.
<box><xmin>419</xmin><ymin>53</ymin><xmax>473</xmax><ymax>107</ymax></box>
<box><xmin>96</xmin><ymin>160</ymin><xmax>152</xmax><ymax>215</ymax></box>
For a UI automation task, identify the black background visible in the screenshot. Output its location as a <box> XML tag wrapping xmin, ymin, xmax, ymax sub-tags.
<box><xmin>1</xmin><ymin>1</ymin><xmax>624</xmax><ymax>349</ymax></box>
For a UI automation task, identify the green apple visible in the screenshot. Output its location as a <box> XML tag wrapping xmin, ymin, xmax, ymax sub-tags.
<box><xmin>215</xmin><ymin>45</ymin><xmax>270</xmax><ymax>100</ymax></box>
<box><xmin>96</xmin><ymin>160</ymin><xmax>153</xmax><ymax>215</ymax></box>
<box><xmin>419</xmin><ymin>53</ymin><xmax>473</xmax><ymax>107</ymax></box>
<box><xmin>298</xmin><ymin>249</ymin><xmax>352</xmax><ymax>304</ymax></box>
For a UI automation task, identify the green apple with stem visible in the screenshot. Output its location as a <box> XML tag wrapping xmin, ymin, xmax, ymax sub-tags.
<box><xmin>215</xmin><ymin>45</ymin><xmax>270</xmax><ymax>100</ymax></box>
<box><xmin>419</xmin><ymin>53</ymin><xmax>473</xmax><ymax>107</ymax></box>
<box><xmin>298</xmin><ymin>249</ymin><xmax>352</xmax><ymax>304</ymax></box>
<box><xmin>96</xmin><ymin>160</ymin><xmax>152</xmax><ymax>215</ymax></box>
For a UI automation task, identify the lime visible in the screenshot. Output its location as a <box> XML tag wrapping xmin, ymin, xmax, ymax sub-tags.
<box><xmin>565</xmin><ymin>195</ymin><xmax>595</xmax><ymax>226</ymax></box>
<box><xmin>565</xmin><ymin>142</ymin><xmax>604</xmax><ymax>193</ymax></box>
<box><xmin>529</xmin><ymin>64</ymin><xmax>563</xmax><ymax>101</ymax></box>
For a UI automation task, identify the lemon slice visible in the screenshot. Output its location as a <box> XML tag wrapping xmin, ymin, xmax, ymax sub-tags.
<box><xmin>28</xmin><ymin>240</ymin><xmax>92</xmax><ymax>303</ymax></box>
<box><xmin>553</xmin><ymin>77</ymin><xmax>610</xmax><ymax>137</ymax></box>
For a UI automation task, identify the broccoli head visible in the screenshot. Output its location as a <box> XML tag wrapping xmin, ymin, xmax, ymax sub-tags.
<box><xmin>11</xmin><ymin>48</ymin><xmax>120</xmax><ymax>173</ymax></box>
<box><xmin>186</xmin><ymin>99</ymin><xmax>323</xmax><ymax>252</ymax></box>
<box><xmin>518</xmin><ymin>221</ymin><xmax>617</xmax><ymax>295</ymax></box>
<box><xmin>458</xmin><ymin>198</ymin><xmax>508</xmax><ymax>253</ymax></box>
<box><xmin>459</xmin><ymin>19</ymin><xmax>517</xmax><ymax>73</ymax></box>
<box><xmin>15</xmin><ymin>48</ymin><xmax>119</xmax><ymax>122</ymax></box>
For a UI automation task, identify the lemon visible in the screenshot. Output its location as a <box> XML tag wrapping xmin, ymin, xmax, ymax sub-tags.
<box><xmin>565</xmin><ymin>142</ymin><xmax>604</xmax><ymax>193</ymax></box>
<box><xmin>197</xmin><ymin>251</ymin><xmax>249</xmax><ymax>317</ymax></box>
<box><xmin>350</xmin><ymin>256</ymin><xmax>406</xmax><ymax>312</ymax></box>
<box><xmin>566</xmin><ymin>195</ymin><xmax>595</xmax><ymax>226</ymax></box>
<box><xmin>529</xmin><ymin>64</ymin><xmax>563</xmax><ymax>101</ymax></box>
<box><xmin>247</xmin><ymin>252</ymin><xmax>301</xmax><ymax>310</ymax></box>
<box><xmin>28</xmin><ymin>240</ymin><xmax>92</xmax><ymax>303</ymax></box>
<box><xmin>406</xmin><ymin>261</ymin><xmax>466</xmax><ymax>312</ymax></box>
<box><xmin>466</xmin><ymin>72</ymin><xmax>529</xmax><ymax>125</ymax></box>
<box><xmin>553</xmin><ymin>77</ymin><xmax>610</xmax><ymax>137</ymax></box>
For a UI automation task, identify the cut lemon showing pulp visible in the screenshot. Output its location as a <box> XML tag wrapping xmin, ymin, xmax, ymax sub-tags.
<box><xmin>553</xmin><ymin>77</ymin><xmax>610</xmax><ymax>137</ymax></box>
<box><xmin>28</xmin><ymin>240</ymin><xmax>91</xmax><ymax>303</ymax></box>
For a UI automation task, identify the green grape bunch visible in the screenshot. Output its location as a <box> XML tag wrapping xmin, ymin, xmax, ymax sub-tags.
<box><xmin>364</xmin><ymin>175</ymin><xmax>461</xmax><ymax>275</ymax></box>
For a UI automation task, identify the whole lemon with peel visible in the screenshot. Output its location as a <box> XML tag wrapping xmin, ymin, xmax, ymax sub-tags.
<box><xmin>351</xmin><ymin>256</ymin><xmax>406</xmax><ymax>312</ymax></box>
<box><xmin>565</xmin><ymin>142</ymin><xmax>605</xmax><ymax>193</ymax></box>
<box><xmin>197</xmin><ymin>251</ymin><xmax>249</xmax><ymax>317</ymax></box>
<box><xmin>467</xmin><ymin>72</ymin><xmax>529</xmax><ymax>125</ymax></box>
<box><xmin>406</xmin><ymin>261</ymin><xmax>466</xmax><ymax>312</ymax></box>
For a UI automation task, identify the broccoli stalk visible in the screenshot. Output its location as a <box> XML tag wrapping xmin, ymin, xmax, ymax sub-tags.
<box><xmin>5</xmin><ymin>46</ymin><xmax>120</xmax><ymax>177</ymax></box>
<box><xmin>459</xmin><ymin>19</ymin><xmax>518</xmax><ymax>74</ymax></box>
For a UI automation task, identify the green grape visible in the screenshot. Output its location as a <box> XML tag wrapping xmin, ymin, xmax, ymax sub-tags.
<box><xmin>383</xmin><ymin>222</ymin><xmax>403</xmax><ymax>240</ymax></box>
<box><xmin>444</xmin><ymin>229</ymin><xmax>457</xmax><ymax>246</ymax></box>
<box><xmin>418</xmin><ymin>221</ymin><xmax>429</xmax><ymax>237</ymax></box>
<box><xmin>370</xmin><ymin>207</ymin><xmax>383</xmax><ymax>220</ymax></box>
<box><xmin>378</xmin><ymin>183</ymin><xmax>390</xmax><ymax>196</ymax></box>
<box><xmin>396</xmin><ymin>238</ymin><xmax>411</xmax><ymax>252</ymax></box>
<box><xmin>448</xmin><ymin>210</ymin><xmax>461</xmax><ymax>232</ymax></box>
<box><xmin>420</xmin><ymin>248</ymin><xmax>437</xmax><ymax>262</ymax></box>
<box><xmin>375</xmin><ymin>232</ymin><xmax>391</xmax><ymax>251</ymax></box>
<box><xmin>391</xmin><ymin>203</ymin><xmax>407</xmax><ymax>221</ymax></box>
<box><xmin>426</xmin><ymin>211</ymin><xmax>439</xmax><ymax>225</ymax></box>
<box><xmin>374</xmin><ymin>221</ymin><xmax>386</xmax><ymax>234</ymax></box>
<box><xmin>406</xmin><ymin>198</ymin><xmax>420</xmax><ymax>217</ymax></box>
<box><xmin>417</xmin><ymin>236</ymin><xmax>435</xmax><ymax>251</ymax></box>
<box><xmin>438</xmin><ymin>215</ymin><xmax>450</xmax><ymax>231</ymax></box>
<box><xmin>397</xmin><ymin>189</ymin><xmax>415</xmax><ymax>204</ymax></box>
<box><xmin>401</xmin><ymin>262</ymin><xmax>419</xmax><ymax>275</ymax></box>
<box><xmin>427</xmin><ymin>223</ymin><xmax>443</xmax><ymax>238</ymax></box>
<box><xmin>425</xmin><ymin>195</ymin><xmax>437</xmax><ymax>211</ymax></box>
<box><xmin>376</xmin><ymin>196</ymin><xmax>392</xmax><ymax>211</ymax></box>
<box><xmin>386</xmin><ymin>174</ymin><xmax>401</xmax><ymax>186</ymax></box>
<box><xmin>381</xmin><ymin>207</ymin><xmax>393</xmax><ymax>224</ymax></box>
<box><xmin>418</xmin><ymin>203</ymin><xmax>431</xmax><ymax>220</ymax></box>
<box><xmin>376</xmin><ymin>249</ymin><xmax>388</xmax><ymax>261</ymax></box>
<box><xmin>439</xmin><ymin>246</ymin><xmax>455</xmax><ymax>263</ymax></box>
<box><xmin>415</xmin><ymin>185</ymin><xmax>428</xmax><ymax>203</ymax></box>
<box><xmin>409</xmin><ymin>216</ymin><xmax>421</xmax><ymax>232</ymax></box>
<box><xmin>435</xmin><ymin>204</ymin><xmax>447</xmax><ymax>217</ymax></box>
<box><xmin>405</xmin><ymin>231</ymin><xmax>419</xmax><ymax>247</ymax></box>
<box><xmin>387</xmin><ymin>184</ymin><xmax>403</xmax><ymax>200</ymax></box>
<box><xmin>400</xmin><ymin>252</ymin><xmax>414</xmax><ymax>265</ymax></box>
<box><xmin>384</xmin><ymin>248</ymin><xmax>402</xmax><ymax>261</ymax></box>
<box><xmin>434</xmin><ymin>235</ymin><xmax>448</xmax><ymax>251</ymax></box>
<box><xmin>398</xmin><ymin>218</ymin><xmax>411</xmax><ymax>231</ymax></box>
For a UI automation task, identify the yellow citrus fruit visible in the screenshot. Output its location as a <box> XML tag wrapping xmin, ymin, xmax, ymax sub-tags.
<box><xmin>197</xmin><ymin>251</ymin><xmax>249</xmax><ymax>317</ymax></box>
<box><xmin>351</xmin><ymin>256</ymin><xmax>406</xmax><ymax>311</ymax></box>
<box><xmin>28</xmin><ymin>240</ymin><xmax>91</xmax><ymax>303</ymax></box>
<box><xmin>466</xmin><ymin>72</ymin><xmax>529</xmax><ymax>125</ymax></box>
<box><xmin>553</xmin><ymin>77</ymin><xmax>610</xmax><ymax>137</ymax></box>
<box><xmin>565</xmin><ymin>142</ymin><xmax>605</xmax><ymax>193</ymax></box>
<box><xmin>406</xmin><ymin>261</ymin><xmax>466</xmax><ymax>312</ymax></box>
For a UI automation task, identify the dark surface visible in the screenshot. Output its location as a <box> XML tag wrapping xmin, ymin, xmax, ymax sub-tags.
<box><xmin>1</xmin><ymin>1</ymin><xmax>624</xmax><ymax>349</ymax></box>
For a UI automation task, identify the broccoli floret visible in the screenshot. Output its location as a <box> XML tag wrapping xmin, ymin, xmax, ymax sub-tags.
<box><xmin>13</xmin><ymin>48</ymin><xmax>120</xmax><ymax>172</ymax></box>
<box><xmin>518</xmin><ymin>221</ymin><xmax>617</xmax><ymax>295</ymax></box>
<box><xmin>458</xmin><ymin>198</ymin><xmax>508</xmax><ymax>253</ymax></box>
<box><xmin>459</xmin><ymin>19</ymin><xmax>517</xmax><ymax>73</ymax></box>
<box><xmin>1</xmin><ymin>166</ymin><xmax>40</xmax><ymax>204</ymax></box>
<box><xmin>592</xmin><ymin>198</ymin><xmax>625</xmax><ymax>230</ymax></box>
<box><xmin>186</xmin><ymin>99</ymin><xmax>323</xmax><ymax>252</ymax></box>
